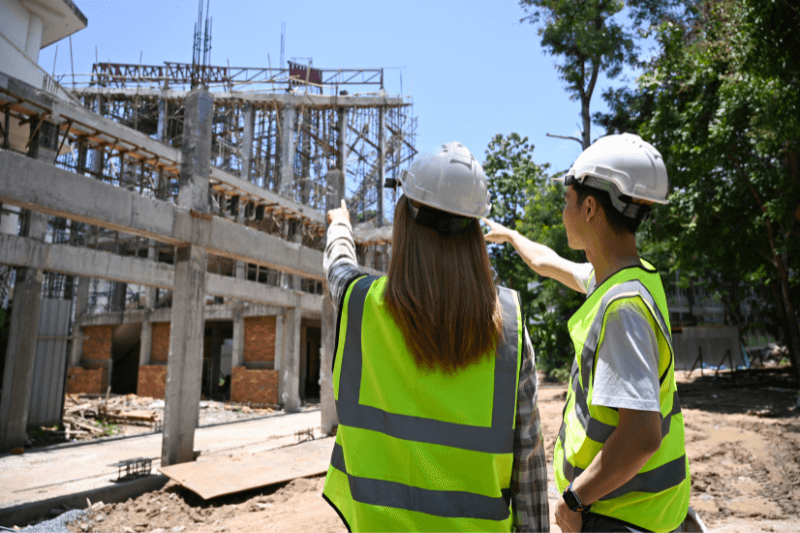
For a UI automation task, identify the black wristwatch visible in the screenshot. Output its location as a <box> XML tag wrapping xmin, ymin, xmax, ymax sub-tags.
<box><xmin>562</xmin><ymin>483</ymin><xmax>591</xmax><ymax>513</ymax></box>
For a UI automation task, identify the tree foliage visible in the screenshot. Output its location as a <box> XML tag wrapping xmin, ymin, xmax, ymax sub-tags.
<box><xmin>483</xmin><ymin>133</ymin><xmax>584</xmax><ymax>372</ymax></box>
<box><xmin>598</xmin><ymin>0</ymin><xmax>800</xmax><ymax>372</ymax></box>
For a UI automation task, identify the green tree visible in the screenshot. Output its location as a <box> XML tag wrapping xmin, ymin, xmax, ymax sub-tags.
<box><xmin>483</xmin><ymin>133</ymin><xmax>583</xmax><ymax>373</ymax></box>
<box><xmin>598</xmin><ymin>0</ymin><xmax>800</xmax><ymax>373</ymax></box>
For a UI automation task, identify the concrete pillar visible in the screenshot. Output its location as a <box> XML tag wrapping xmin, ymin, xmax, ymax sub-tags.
<box><xmin>300</xmin><ymin>110</ymin><xmax>311</xmax><ymax>204</ymax></box>
<box><xmin>161</xmin><ymin>89</ymin><xmax>212</xmax><ymax>467</ymax></box>
<box><xmin>291</xmin><ymin>230</ymin><xmax>302</xmax><ymax>290</ymax></box>
<box><xmin>274</xmin><ymin>315</ymin><xmax>284</xmax><ymax>372</ymax></box>
<box><xmin>278</xmin><ymin>104</ymin><xmax>296</xmax><ymax>198</ymax></box>
<box><xmin>112</xmin><ymin>282</ymin><xmax>127</xmax><ymax>311</ymax></box>
<box><xmin>241</xmin><ymin>104</ymin><xmax>254</xmax><ymax>182</ymax></box>
<box><xmin>69</xmin><ymin>276</ymin><xmax>90</xmax><ymax>366</ymax></box>
<box><xmin>24</xmin><ymin>13</ymin><xmax>43</xmax><ymax>63</ymax></box>
<box><xmin>365</xmin><ymin>246</ymin><xmax>375</xmax><ymax>269</ymax></box>
<box><xmin>338</xmin><ymin>108</ymin><xmax>348</xmax><ymax>173</ymax></box>
<box><xmin>0</xmin><ymin>210</ymin><xmax>47</xmax><ymax>451</ymax></box>
<box><xmin>377</xmin><ymin>106</ymin><xmax>386</xmax><ymax>227</ymax></box>
<box><xmin>320</xmin><ymin>288</ymin><xmax>338</xmax><ymax>435</ymax></box>
<box><xmin>231</xmin><ymin>307</ymin><xmax>244</xmax><ymax>368</ymax></box>
<box><xmin>320</xmin><ymin>169</ymin><xmax>346</xmax><ymax>434</ymax></box>
<box><xmin>144</xmin><ymin>242</ymin><xmax>158</xmax><ymax>308</ymax></box>
<box><xmin>157</xmin><ymin>95</ymin><xmax>167</xmax><ymax>142</ymax></box>
<box><xmin>139</xmin><ymin>315</ymin><xmax>152</xmax><ymax>366</ymax></box>
<box><xmin>280</xmin><ymin>302</ymin><xmax>302</xmax><ymax>413</ymax></box>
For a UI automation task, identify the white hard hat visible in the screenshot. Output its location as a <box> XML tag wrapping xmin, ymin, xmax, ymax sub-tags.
<box><xmin>555</xmin><ymin>133</ymin><xmax>669</xmax><ymax>209</ymax></box>
<box><xmin>398</xmin><ymin>142</ymin><xmax>492</xmax><ymax>219</ymax></box>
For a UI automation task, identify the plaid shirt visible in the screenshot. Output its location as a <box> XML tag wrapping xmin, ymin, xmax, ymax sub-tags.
<box><xmin>324</xmin><ymin>217</ymin><xmax>550</xmax><ymax>532</ymax></box>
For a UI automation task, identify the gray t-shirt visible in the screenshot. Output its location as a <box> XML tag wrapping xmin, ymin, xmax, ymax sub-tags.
<box><xmin>572</xmin><ymin>263</ymin><xmax>661</xmax><ymax>412</ymax></box>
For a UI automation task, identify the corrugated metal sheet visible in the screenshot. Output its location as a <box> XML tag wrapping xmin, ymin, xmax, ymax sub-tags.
<box><xmin>28</xmin><ymin>298</ymin><xmax>71</xmax><ymax>426</ymax></box>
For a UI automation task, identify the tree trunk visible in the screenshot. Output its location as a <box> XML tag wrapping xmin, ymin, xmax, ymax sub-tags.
<box><xmin>581</xmin><ymin>97</ymin><xmax>591</xmax><ymax>150</ymax></box>
<box><xmin>775</xmin><ymin>253</ymin><xmax>800</xmax><ymax>378</ymax></box>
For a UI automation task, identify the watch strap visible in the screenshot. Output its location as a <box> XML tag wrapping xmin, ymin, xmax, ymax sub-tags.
<box><xmin>563</xmin><ymin>484</ymin><xmax>591</xmax><ymax>513</ymax></box>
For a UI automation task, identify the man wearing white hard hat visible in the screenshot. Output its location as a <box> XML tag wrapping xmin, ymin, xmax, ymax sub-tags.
<box><xmin>322</xmin><ymin>142</ymin><xmax>549</xmax><ymax>531</ymax></box>
<box><xmin>484</xmin><ymin>134</ymin><xmax>690</xmax><ymax>532</ymax></box>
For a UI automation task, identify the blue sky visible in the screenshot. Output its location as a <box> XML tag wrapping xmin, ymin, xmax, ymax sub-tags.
<box><xmin>39</xmin><ymin>0</ymin><xmax>637</xmax><ymax>176</ymax></box>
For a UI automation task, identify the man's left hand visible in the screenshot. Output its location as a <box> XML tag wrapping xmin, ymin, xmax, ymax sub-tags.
<box><xmin>555</xmin><ymin>496</ymin><xmax>583</xmax><ymax>533</ymax></box>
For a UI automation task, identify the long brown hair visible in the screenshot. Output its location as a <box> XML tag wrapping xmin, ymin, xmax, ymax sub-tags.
<box><xmin>384</xmin><ymin>197</ymin><xmax>503</xmax><ymax>373</ymax></box>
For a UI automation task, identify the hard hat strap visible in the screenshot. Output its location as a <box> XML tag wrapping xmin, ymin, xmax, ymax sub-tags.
<box><xmin>565</xmin><ymin>175</ymin><xmax>651</xmax><ymax>220</ymax></box>
<box><xmin>406</xmin><ymin>197</ymin><xmax>473</xmax><ymax>236</ymax></box>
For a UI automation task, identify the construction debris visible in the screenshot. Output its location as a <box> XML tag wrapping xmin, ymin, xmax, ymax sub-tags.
<box><xmin>62</xmin><ymin>393</ymin><xmax>160</xmax><ymax>440</ymax></box>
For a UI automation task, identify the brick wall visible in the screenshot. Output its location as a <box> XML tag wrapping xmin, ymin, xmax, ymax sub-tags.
<box><xmin>65</xmin><ymin>367</ymin><xmax>105</xmax><ymax>394</ymax></box>
<box><xmin>151</xmin><ymin>322</ymin><xmax>170</xmax><ymax>363</ymax></box>
<box><xmin>82</xmin><ymin>325</ymin><xmax>113</xmax><ymax>361</ymax></box>
<box><xmin>244</xmin><ymin>316</ymin><xmax>276</xmax><ymax>363</ymax></box>
<box><xmin>230</xmin><ymin>366</ymin><xmax>278</xmax><ymax>405</ymax></box>
<box><xmin>137</xmin><ymin>365</ymin><xmax>168</xmax><ymax>399</ymax></box>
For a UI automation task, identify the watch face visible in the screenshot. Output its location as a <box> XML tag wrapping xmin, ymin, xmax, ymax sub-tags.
<box><xmin>563</xmin><ymin>487</ymin><xmax>580</xmax><ymax>510</ymax></box>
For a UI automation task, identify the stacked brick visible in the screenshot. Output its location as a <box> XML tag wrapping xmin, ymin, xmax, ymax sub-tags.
<box><xmin>243</xmin><ymin>316</ymin><xmax>276</xmax><ymax>363</ymax></box>
<box><xmin>65</xmin><ymin>325</ymin><xmax>113</xmax><ymax>394</ymax></box>
<box><xmin>150</xmin><ymin>322</ymin><xmax>170</xmax><ymax>363</ymax></box>
<box><xmin>136</xmin><ymin>322</ymin><xmax>170</xmax><ymax>398</ymax></box>
<box><xmin>65</xmin><ymin>367</ymin><xmax>105</xmax><ymax>394</ymax></box>
<box><xmin>231</xmin><ymin>366</ymin><xmax>278</xmax><ymax>405</ymax></box>
<box><xmin>231</xmin><ymin>316</ymin><xmax>278</xmax><ymax>405</ymax></box>
<box><xmin>137</xmin><ymin>365</ymin><xmax>168</xmax><ymax>399</ymax></box>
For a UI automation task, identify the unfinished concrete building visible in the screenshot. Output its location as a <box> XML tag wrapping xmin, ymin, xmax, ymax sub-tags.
<box><xmin>0</xmin><ymin>0</ymin><xmax>415</xmax><ymax>460</ymax></box>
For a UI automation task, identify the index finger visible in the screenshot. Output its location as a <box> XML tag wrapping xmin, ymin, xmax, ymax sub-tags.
<box><xmin>341</xmin><ymin>198</ymin><xmax>347</xmax><ymax>211</ymax></box>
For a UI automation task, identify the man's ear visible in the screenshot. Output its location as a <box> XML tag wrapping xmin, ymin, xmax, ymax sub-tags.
<box><xmin>583</xmin><ymin>195</ymin><xmax>597</xmax><ymax>222</ymax></box>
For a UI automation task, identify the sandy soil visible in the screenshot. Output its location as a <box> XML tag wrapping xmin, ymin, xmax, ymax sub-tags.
<box><xmin>62</xmin><ymin>368</ymin><xmax>799</xmax><ymax>533</ymax></box>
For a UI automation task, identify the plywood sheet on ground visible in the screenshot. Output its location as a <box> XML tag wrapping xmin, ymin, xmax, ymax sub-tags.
<box><xmin>158</xmin><ymin>437</ymin><xmax>334</xmax><ymax>499</ymax></box>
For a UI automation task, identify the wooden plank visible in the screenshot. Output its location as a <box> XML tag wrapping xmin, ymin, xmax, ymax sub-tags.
<box><xmin>158</xmin><ymin>437</ymin><xmax>334</xmax><ymax>500</ymax></box>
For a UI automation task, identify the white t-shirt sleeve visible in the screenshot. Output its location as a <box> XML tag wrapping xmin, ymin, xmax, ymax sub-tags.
<box><xmin>592</xmin><ymin>302</ymin><xmax>662</xmax><ymax>412</ymax></box>
<box><xmin>572</xmin><ymin>262</ymin><xmax>595</xmax><ymax>294</ymax></box>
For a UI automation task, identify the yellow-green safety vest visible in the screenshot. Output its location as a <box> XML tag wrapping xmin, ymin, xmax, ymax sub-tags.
<box><xmin>323</xmin><ymin>276</ymin><xmax>523</xmax><ymax>532</ymax></box>
<box><xmin>554</xmin><ymin>261</ymin><xmax>690</xmax><ymax>532</ymax></box>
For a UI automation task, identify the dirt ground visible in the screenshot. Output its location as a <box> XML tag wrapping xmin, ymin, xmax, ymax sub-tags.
<box><xmin>59</xmin><ymin>367</ymin><xmax>799</xmax><ymax>533</ymax></box>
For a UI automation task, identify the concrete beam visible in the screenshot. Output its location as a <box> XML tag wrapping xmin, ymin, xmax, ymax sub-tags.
<box><xmin>0</xmin><ymin>150</ymin><xmax>326</xmax><ymax>279</ymax></box>
<box><xmin>75</xmin><ymin>302</ymin><xmax>298</xmax><ymax>327</ymax></box>
<box><xmin>0</xmin><ymin>73</ymin><xmax>324</xmax><ymax>226</ymax></box>
<box><xmin>72</xmin><ymin>86</ymin><xmax>410</xmax><ymax>109</ymax></box>
<box><xmin>0</xmin><ymin>233</ymin><xmax>323</xmax><ymax>313</ymax></box>
<box><xmin>0</xmin><ymin>233</ymin><xmax>174</xmax><ymax>288</ymax></box>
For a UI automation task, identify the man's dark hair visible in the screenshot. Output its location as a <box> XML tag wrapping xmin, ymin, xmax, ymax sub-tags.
<box><xmin>572</xmin><ymin>182</ymin><xmax>649</xmax><ymax>235</ymax></box>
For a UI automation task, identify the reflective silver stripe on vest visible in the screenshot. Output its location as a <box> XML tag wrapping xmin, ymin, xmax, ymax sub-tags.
<box><xmin>570</xmin><ymin>374</ymin><xmax>683</xmax><ymax>443</ymax></box>
<box><xmin>580</xmin><ymin>280</ymin><xmax>673</xmax><ymax>395</ymax></box>
<box><xmin>330</xmin><ymin>442</ymin><xmax>511</xmax><ymax>520</ymax></box>
<box><xmin>336</xmin><ymin>276</ymin><xmax>520</xmax><ymax>454</ymax></box>
<box><xmin>564</xmin><ymin>453</ymin><xmax>687</xmax><ymax>501</ymax></box>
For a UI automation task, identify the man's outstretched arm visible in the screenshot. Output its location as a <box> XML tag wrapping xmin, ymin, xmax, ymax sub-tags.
<box><xmin>482</xmin><ymin>219</ymin><xmax>586</xmax><ymax>294</ymax></box>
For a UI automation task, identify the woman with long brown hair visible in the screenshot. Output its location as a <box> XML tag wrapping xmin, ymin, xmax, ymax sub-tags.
<box><xmin>321</xmin><ymin>142</ymin><xmax>549</xmax><ymax>532</ymax></box>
